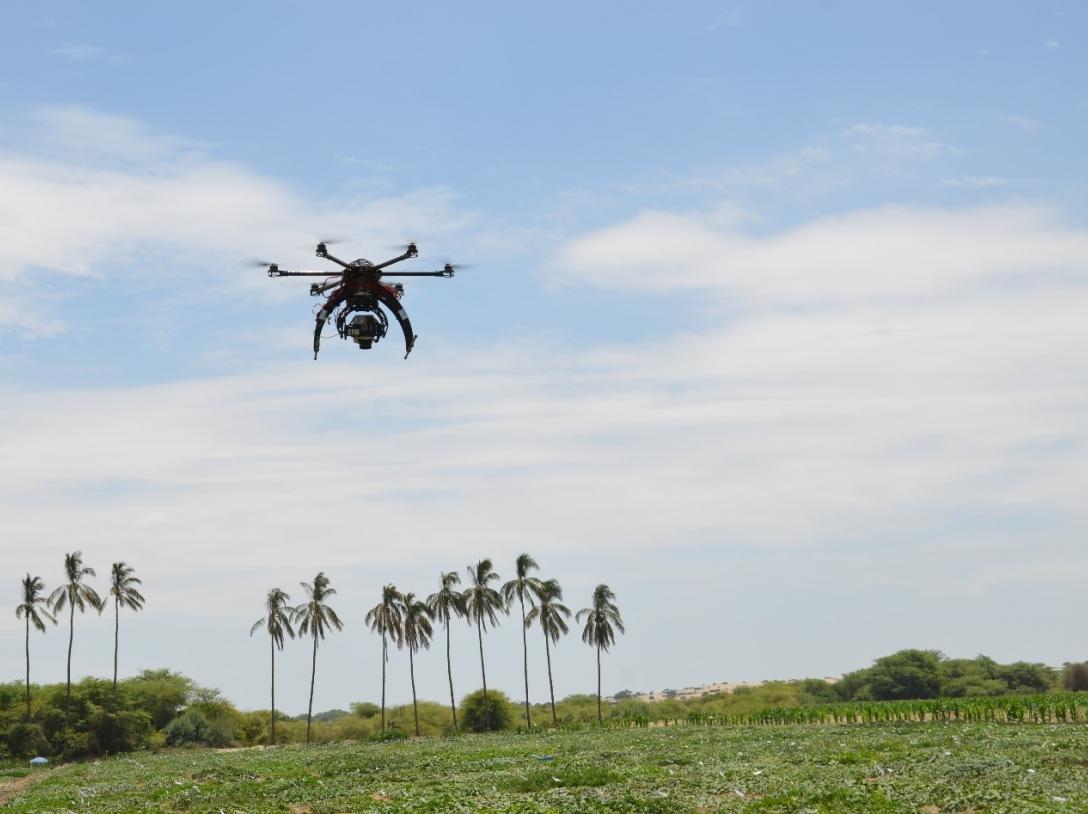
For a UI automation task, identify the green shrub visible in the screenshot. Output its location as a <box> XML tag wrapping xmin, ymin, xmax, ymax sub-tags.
<box><xmin>370</xmin><ymin>728</ymin><xmax>408</xmax><ymax>742</ymax></box>
<box><xmin>164</xmin><ymin>709</ymin><xmax>211</xmax><ymax>746</ymax></box>
<box><xmin>460</xmin><ymin>689</ymin><xmax>515</xmax><ymax>732</ymax></box>
<box><xmin>6</xmin><ymin>723</ymin><xmax>50</xmax><ymax>758</ymax></box>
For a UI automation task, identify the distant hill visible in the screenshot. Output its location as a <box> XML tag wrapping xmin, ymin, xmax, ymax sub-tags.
<box><xmin>291</xmin><ymin>708</ymin><xmax>350</xmax><ymax>722</ymax></box>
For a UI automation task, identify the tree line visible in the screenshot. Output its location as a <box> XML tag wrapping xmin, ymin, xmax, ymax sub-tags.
<box><xmin>252</xmin><ymin>554</ymin><xmax>625</xmax><ymax>744</ymax></box>
<box><xmin>15</xmin><ymin>553</ymin><xmax>144</xmax><ymax>732</ymax></box>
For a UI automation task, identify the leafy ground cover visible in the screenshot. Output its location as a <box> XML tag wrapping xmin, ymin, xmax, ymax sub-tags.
<box><xmin>3</xmin><ymin>723</ymin><xmax>1087</xmax><ymax>813</ymax></box>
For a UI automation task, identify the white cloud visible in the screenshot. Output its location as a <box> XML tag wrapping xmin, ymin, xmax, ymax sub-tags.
<box><xmin>0</xmin><ymin>107</ymin><xmax>475</xmax><ymax>331</ymax></box>
<box><xmin>845</xmin><ymin>123</ymin><xmax>962</xmax><ymax>160</ymax></box>
<box><xmin>1044</xmin><ymin>39</ymin><xmax>1060</xmax><ymax>49</ymax></box>
<box><xmin>50</xmin><ymin>44</ymin><xmax>111</xmax><ymax>61</ymax></box>
<box><xmin>554</xmin><ymin>203</ymin><xmax>1088</xmax><ymax>302</ymax></box>
<box><xmin>940</xmin><ymin>175</ymin><xmax>1008</xmax><ymax>188</ymax></box>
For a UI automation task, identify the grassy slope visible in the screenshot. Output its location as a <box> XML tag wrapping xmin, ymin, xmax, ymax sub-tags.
<box><xmin>3</xmin><ymin>724</ymin><xmax>1087</xmax><ymax>813</ymax></box>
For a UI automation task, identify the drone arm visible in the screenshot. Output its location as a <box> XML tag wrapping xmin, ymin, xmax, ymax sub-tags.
<box><xmin>373</xmin><ymin>244</ymin><xmax>419</xmax><ymax>271</ymax></box>
<box><xmin>269</xmin><ymin>268</ymin><xmax>345</xmax><ymax>278</ymax></box>
<box><xmin>382</xmin><ymin>270</ymin><xmax>455</xmax><ymax>278</ymax></box>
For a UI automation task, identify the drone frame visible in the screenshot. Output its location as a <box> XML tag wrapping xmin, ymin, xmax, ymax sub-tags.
<box><xmin>267</xmin><ymin>242</ymin><xmax>455</xmax><ymax>359</ymax></box>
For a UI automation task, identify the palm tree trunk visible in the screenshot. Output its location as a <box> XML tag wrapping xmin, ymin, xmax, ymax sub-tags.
<box><xmin>380</xmin><ymin>634</ymin><xmax>387</xmax><ymax>732</ymax></box>
<box><xmin>65</xmin><ymin>601</ymin><xmax>74</xmax><ymax>733</ymax></box>
<box><xmin>306</xmin><ymin>635</ymin><xmax>317</xmax><ymax>744</ymax></box>
<box><xmin>445</xmin><ymin>621</ymin><xmax>457</xmax><ymax>728</ymax></box>
<box><xmin>520</xmin><ymin>594</ymin><xmax>531</xmax><ymax>729</ymax></box>
<box><xmin>410</xmin><ymin>647</ymin><xmax>419</xmax><ymax>736</ymax></box>
<box><xmin>596</xmin><ymin>644</ymin><xmax>602</xmax><ymax>724</ymax></box>
<box><xmin>545</xmin><ymin>629</ymin><xmax>557</xmax><ymax>728</ymax></box>
<box><xmin>270</xmin><ymin>635</ymin><xmax>276</xmax><ymax>746</ymax></box>
<box><xmin>476</xmin><ymin>616</ymin><xmax>489</xmax><ymax>730</ymax></box>
<box><xmin>113</xmin><ymin>597</ymin><xmax>120</xmax><ymax>695</ymax></box>
<box><xmin>24</xmin><ymin>614</ymin><xmax>31</xmax><ymax>722</ymax></box>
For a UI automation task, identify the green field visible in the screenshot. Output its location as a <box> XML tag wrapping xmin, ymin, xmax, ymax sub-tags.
<box><xmin>4</xmin><ymin>724</ymin><xmax>1087</xmax><ymax>813</ymax></box>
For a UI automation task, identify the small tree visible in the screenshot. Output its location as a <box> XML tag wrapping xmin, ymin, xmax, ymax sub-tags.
<box><xmin>15</xmin><ymin>574</ymin><xmax>56</xmax><ymax>721</ymax></box>
<box><xmin>576</xmin><ymin>584</ymin><xmax>625</xmax><ymax>723</ymax></box>
<box><xmin>109</xmin><ymin>562</ymin><xmax>146</xmax><ymax>695</ymax></box>
<box><xmin>249</xmin><ymin>587</ymin><xmax>295</xmax><ymax>745</ymax></box>
<box><xmin>427</xmin><ymin>571</ymin><xmax>467</xmax><ymax>728</ymax></box>
<box><xmin>365</xmin><ymin>584</ymin><xmax>404</xmax><ymax>732</ymax></box>
<box><xmin>48</xmin><ymin>552</ymin><xmax>103</xmax><ymax>734</ymax></box>
<box><xmin>502</xmin><ymin>553</ymin><xmax>541</xmax><ymax>729</ymax></box>
<box><xmin>294</xmin><ymin>572</ymin><xmax>344</xmax><ymax>744</ymax></box>
<box><xmin>459</xmin><ymin>688</ymin><xmax>514</xmax><ymax>733</ymax></box>
<box><xmin>401</xmin><ymin>592</ymin><xmax>434</xmax><ymax>736</ymax></box>
<box><xmin>463</xmin><ymin>559</ymin><xmax>506</xmax><ymax>730</ymax></box>
<box><xmin>525</xmin><ymin>578</ymin><xmax>570</xmax><ymax>727</ymax></box>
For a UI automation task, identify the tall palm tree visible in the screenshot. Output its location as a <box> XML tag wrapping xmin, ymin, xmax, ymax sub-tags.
<box><xmin>15</xmin><ymin>575</ymin><xmax>56</xmax><ymax>721</ymax></box>
<box><xmin>525</xmin><ymin>578</ymin><xmax>570</xmax><ymax>728</ymax></box>
<box><xmin>426</xmin><ymin>571</ymin><xmax>467</xmax><ymax>728</ymax></box>
<box><xmin>576</xmin><ymin>584</ymin><xmax>625</xmax><ymax>724</ymax></box>
<box><xmin>463</xmin><ymin>559</ymin><xmax>506</xmax><ymax>730</ymax></box>
<box><xmin>401</xmin><ymin>592</ymin><xmax>434</xmax><ymax>736</ymax></box>
<box><xmin>48</xmin><ymin>551</ymin><xmax>103</xmax><ymax>732</ymax></box>
<box><xmin>365</xmin><ymin>584</ymin><xmax>404</xmax><ymax>732</ymax></box>
<box><xmin>250</xmin><ymin>587</ymin><xmax>295</xmax><ymax>745</ymax></box>
<box><xmin>108</xmin><ymin>562</ymin><xmax>145</xmax><ymax>694</ymax></box>
<box><xmin>502</xmin><ymin>553</ymin><xmax>541</xmax><ymax>728</ymax></box>
<box><xmin>294</xmin><ymin>572</ymin><xmax>343</xmax><ymax>744</ymax></box>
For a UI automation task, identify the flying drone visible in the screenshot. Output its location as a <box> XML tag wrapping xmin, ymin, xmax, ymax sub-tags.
<box><xmin>264</xmin><ymin>242</ymin><xmax>457</xmax><ymax>359</ymax></box>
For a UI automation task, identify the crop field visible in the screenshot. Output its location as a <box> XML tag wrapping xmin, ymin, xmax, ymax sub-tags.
<box><xmin>3</xmin><ymin>723</ymin><xmax>1087</xmax><ymax>814</ymax></box>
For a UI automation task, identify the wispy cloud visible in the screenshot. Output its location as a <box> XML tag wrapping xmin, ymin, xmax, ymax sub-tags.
<box><xmin>940</xmin><ymin>175</ymin><xmax>1008</xmax><ymax>188</ymax></box>
<box><xmin>707</xmin><ymin>8</ymin><xmax>742</xmax><ymax>32</ymax></box>
<box><xmin>845</xmin><ymin>123</ymin><xmax>962</xmax><ymax>160</ymax></box>
<box><xmin>1044</xmin><ymin>39</ymin><xmax>1060</xmax><ymax>49</ymax></box>
<box><xmin>995</xmin><ymin>112</ymin><xmax>1044</xmax><ymax>130</ymax></box>
<box><xmin>49</xmin><ymin>44</ymin><xmax>124</xmax><ymax>62</ymax></box>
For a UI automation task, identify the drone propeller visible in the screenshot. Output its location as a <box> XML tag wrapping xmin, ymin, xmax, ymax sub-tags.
<box><xmin>244</xmin><ymin>258</ymin><xmax>277</xmax><ymax>268</ymax></box>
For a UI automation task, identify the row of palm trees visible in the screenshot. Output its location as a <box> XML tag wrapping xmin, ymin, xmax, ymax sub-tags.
<box><xmin>251</xmin><ymin>554</ymin><xmax>625</xmax><ymax>743</ymax></box>
<box><xmin>14</xmin><ymin>552</ymin><xmax>145</xmax><ymax>729</ymax></box>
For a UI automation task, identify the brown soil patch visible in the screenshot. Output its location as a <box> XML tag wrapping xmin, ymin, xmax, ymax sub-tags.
<box><xmin>0</xmin><ymin>769</ymin><xmax>55</xmax><ymax>807</ymax></box>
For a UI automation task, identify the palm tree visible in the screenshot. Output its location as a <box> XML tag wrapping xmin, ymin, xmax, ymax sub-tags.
<box><xmin>401</xmin><ymin>592</ymin><xmax>434</xmax><ymax>736</ymax></box>
<box><xmin>502</xmin><ymin>553</ymin><xmax>541</xmax><ymax>728</ymax></box>
<box><xmin>365</xmin><ymin>584</ymin><xmax>404</xmax><ymax>732</ymax></box>
<box><xmin>15</xmin><ymin>575</ymin><xmax>56</xmax><ymax>721</ymax></box>
<box><xmin>48</xmin><ymin>551</ymin><xmax>103</xmax><ymax>732</ymax></box>
<box><xmin>463</xmin><ymin>558</ymin><xmax>506</xmax><ymax>730</ymax></box>
<box><xmin>525</xmin><ymin>578</ymin><xmax>570</xmax><ymax>728</ymax></box>
<box><xmin>426</xmin><ymin>571</ymin><xmax>467</xmax><ymax>728</ymax></box>
<box><xmin>108</xmin><ymin>562</ymin><xmax>145</xmax><ymax>694</ymax></box>
<box><xmin>294</xmin><ymin>572</ymin><xmax>343</xmax><ymax>744</ymax></box>
<box><xmin>576</xmin><ymin>584</ymin><xmax>625</xmax><ymax>724</ymax></box>
<box><xmin>249</xmin><ymin>587</ymin><xmax>295</xmax><ymax>745</ymax></box>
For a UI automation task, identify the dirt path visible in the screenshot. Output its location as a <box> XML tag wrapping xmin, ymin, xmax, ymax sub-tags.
<box><xmin>0</xmin><ymin>769</ymin><xmax>56</xmax><ymax>808</ymax></box>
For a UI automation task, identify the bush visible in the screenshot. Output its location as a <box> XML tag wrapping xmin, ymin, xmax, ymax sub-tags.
<box><xmin>164</xmin><ymin>709</ymin><xmax>211</xmax><ymax>746</ymax></box>
<box><xmin>86</xmin><ymin>708</ymin><xmax>153</xmax><ymax>754</ymax></box>
<box><xmin>6</xmin><ymin>723</ymin><xmax>49</xmax><ymax>758</ymax></box>
<box><xmin>460</xmin><ymin>689</ymin><xmax>514</xmax><ymax>732</ymax></box>
<box><xmin>370</xmin><ymin>728</ymin><xmax>408</xmax><ymax>742</ymax></box>
<box><xmin>351</xmin><ymin>702</ymin><xmax>381</xmax><ymax>719</ymax></box>
<box><xmin>1062</xmin><ymin>662</ymin><xmax>1088</xmax><ymax>692</ymax></box>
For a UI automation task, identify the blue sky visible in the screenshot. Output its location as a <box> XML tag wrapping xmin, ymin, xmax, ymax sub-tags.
<box><xmin>1</xmin><ymin>2</ymin><xmax>1086</xmax><ymax>713</ymax></box>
